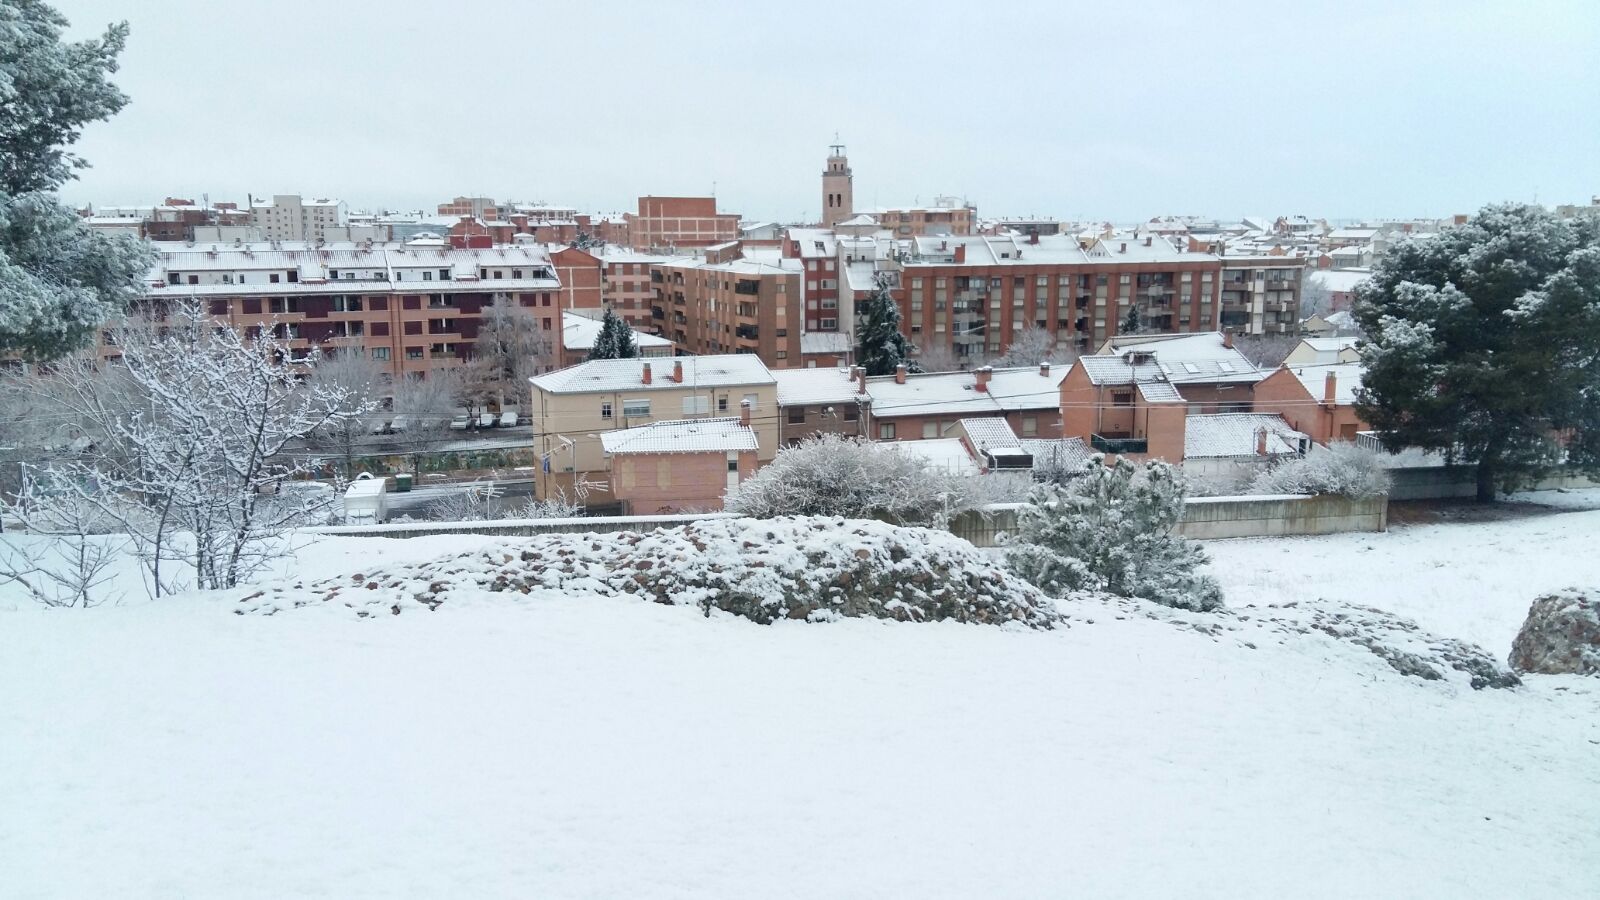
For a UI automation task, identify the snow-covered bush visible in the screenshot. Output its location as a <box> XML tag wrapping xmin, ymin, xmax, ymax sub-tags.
<box><xmin>240</xmin><ymin>517</ymin><xmax>1059</xmax><ymax>628</ymax></box>
<box><xmin>1249</xmin><ymin>443</ymin><xmax>1391</xmax><ymax>499</ymax></box>
<box><xmin>1006</xmin><ymin>455</ymin><xmax>1224</xmax><ymax>612</ymax></box>
<box><xmin>724</xmin><ymin>434</ymin><xmax>990</xmax><ymax>527</ymax></box>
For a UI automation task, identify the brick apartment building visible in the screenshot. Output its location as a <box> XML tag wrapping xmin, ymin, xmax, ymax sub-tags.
<box><xmin>128</xmin><ymin>240</ymin><xmax>566</xmax><ymax>380</ymax></box>
<box><xmin>626</xmin><ymin>196</ymin><xmax>740</xmax><ymax>250</ymax></box>
<box><xmin>83</xmin><ymin>199</ymin><xmax>250</xmax><ymax>242</ymax></box>
<box><xmin>647</xmin><ymin>252</ymin><xmax>804</xmax><ymax>366</ymax></box>
<box><xmin>893</xmin><ymin>232</ymin><xmax>1224</xmax><ymax>363</ymax></box>
<box><xmin>873</xmin><ymin>201</ymin><xmax>976</xmax><ymax>237</ymax></box>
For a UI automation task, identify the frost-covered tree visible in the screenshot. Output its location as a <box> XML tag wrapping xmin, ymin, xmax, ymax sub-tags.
<box><xmin>1300</xmin><ymin>272</ymin><xmax>1334</xmax><ymax>319</ymax></box>
<box><xmin>1353</xmin><ymin>203</ymin><xmax>1600</xmax><ymax>500</ymax></box>
<box><xmin>912</xmin><ymin>342</ymin><xmax>962</xmax><ymax>373</ymax></box>
<box><xmin>855</xmin><ymin>276</ymin><xmax>919</xmax><ymax>377</ymax></box>
<box><xmin>1119</xmin><ymin>305</ymin><xmax>1141</xmax><ymax>336</ymax></box>
<box><xmin>990</xmin><ymin>326</ymin><xmax>1074</xmax><ymax>368</ymax></box>
<box><xmin>474</xmin><ymin>295</ymin><xmax>554</xmax><ymax>388</ymax></box>
<box><xmin>1249</xmin><ymin>443</ymin><xmax>1391</xmax><ymax>499</ymax></box>
<box><xmin>306</xmin><ymin>349</ymin><xmax>388</xmax><ymax>477</ymax></box>
<box><xmin>1006</xmin><ymin>455</ymin><xmax>1223</xmax><ymax>611</ymax></box>
<box><xmin>725</xmin><ymin>433</ymin><xmax>986</xmax><ymax>527</ymax></box>
<box><xmin>586</xmin><ymin>307</ymin><xmax>638</xmax><ymax>361</ymax></box>
<box><xmin>1233</xmin><ymin>333</ymin><xmax>1299</xmax><ymax>369</ymax></box>
<box><xmin>0</xmin><ymin>2</ymin><xmax>152</xmax><ymax>360</ymax></box>
<box><xmin>7</xmin><ymin>303</ymin><xmax>374</xmax><ymax>594</ymax></box>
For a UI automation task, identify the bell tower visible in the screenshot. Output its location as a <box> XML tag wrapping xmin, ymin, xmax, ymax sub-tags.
<box><xmin>821</xmin><ymin>141</ymin><xmax>853</xmax><ymax>228</ymax></box>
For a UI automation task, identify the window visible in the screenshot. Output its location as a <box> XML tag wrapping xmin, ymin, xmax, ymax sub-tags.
<box><xmin>601</xmin><ymin>402</ymin><xmax>613</xmax><ymax>419</ymax></box>
<box><xmin>741</xmin><ymin>393</ymin><xmax>758</xmax><ymax>411</ymax></box>
<box><xmin>269</xmin><ymin>273</ymin><xmax>280</xmax><ymax>284</ymax></box>
<box><xmin>922</xmin><ymin>421</ymin><xmax>938</xmax><ymax>439</ymax></box>
<box><xmin>1113</xmin><ymin>392</ymin><xmax>1133</xmax><ymax>406</ymax></box>
<box><xmin>717</xmin><ymin>397</ymin><xmax>728</xmax><ymax>412</ymax></box>
<box><xmin>878</xmin><ymin>422</ymin><xmax>896</xmax><ymax>440</ymax></box>
<box><xmin>682</xmin><ymin>396</ymin><xmax>711</xmax><ymax>415</ymax></box>
<box><xmin>843</xmin><ymin>404</ymin><xmax>859</xmax><ymax>422</ymax></box>
<box><xmin>406</xmin><ymin>347</ymin><xmax>423</xmax><ymax>360</ymax></box>
<box><xmin>787</xmin><ymin>406</ymin><xmax>806</xmax><ymax>424</ymax></box>
<box><xmin>728</xmin><ymin>458</ymin><xmax>739</xmax><ymax>472</ymax></box>
<box><xmin>821</xmin><ymin>318</ymin><xmax>838</xmax><ymax>330</ymax></box>
<box><xmin>622</xmin><ymin>399</ymin><xmax>650</xmax><ymax>417</ymax></box>
<box><xmin>333</xmin><ymin>295</ymin><xmax>363</xmax><ymax>312</ymax></box>
<box><xmin>370</xmin><ymin>347</ymin><xmax>390</xmax><ymax>361</ymax></box>
<box><xmin>1021</xmin><ymin>416</ymin><xmax>1038</xmax><ymax>437</ymax></box>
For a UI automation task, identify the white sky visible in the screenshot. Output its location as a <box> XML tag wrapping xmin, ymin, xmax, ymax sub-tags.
<box><xmin>51</xmin><ymin>0</ymin><xmax>1600</xmax><ymax>223</ymax></box>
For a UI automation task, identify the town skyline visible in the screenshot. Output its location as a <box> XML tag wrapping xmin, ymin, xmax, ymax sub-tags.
<box><xmin>49</xmin><ymin>0</ymin><xmax>1599</xmax><ymax>223</ymax></box>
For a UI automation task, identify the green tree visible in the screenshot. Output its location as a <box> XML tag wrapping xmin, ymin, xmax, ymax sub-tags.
<box><xmin>1</xmin><ymin>1</ymin><xmax>151</xmax><ymax>360</ymax></box>
<box><xmin>1120</xmin><ymin>305</ymin><xmax>1141</xmax><ymax>335</ymax></box>
<box><xmin>585</xmin><ymin>307</ymin><xmax>638</xmax><ymax>361</ymax></box>
<box><xmin>855</xmin><ymin>276</ymin><xmax>918</xmax><ymax>376</ymax></box>
<box><xmin>1354</xmin><ymin>203</ymin><xmax>1600</xmax><ymax>501</ymax></box>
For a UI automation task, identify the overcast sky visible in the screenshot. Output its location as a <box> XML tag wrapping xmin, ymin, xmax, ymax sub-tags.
<box><xmin>51</xmin><ymin>0</ymin><xmax>1600</xmax><ymax>224</ymax></box>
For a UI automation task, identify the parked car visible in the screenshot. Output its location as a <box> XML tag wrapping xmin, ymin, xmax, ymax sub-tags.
<box><xmin>388</xmin><ymin>415</ymin><xmax>410</xmax><ymax>433</ymax></box>
<box><xmin>478</xmin><ymin>412</ymin><xmax>496</xmax><ymax>429</ymax></box>
<box><xmin>499</xmin><ymin>410</ymin><xmax>518</xmax><ymax>427</ymax></box>
<box><xmin>449</xmin><ymin>414</ymin><xmax>470</xmax><ymax>430</ymax></box>
<box><xmin>368</xmin><ymin>418</ymin><xmax>390</xmax><ymax>435</ymax></box>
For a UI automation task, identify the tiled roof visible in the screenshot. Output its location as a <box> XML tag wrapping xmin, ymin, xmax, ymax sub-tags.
<box><xmin>958</xmin><ymin>417</ymin><xmax>1022</xmax><ymax>453</ymax></box>
<box><xmin>865</xmin><ymin>366</ymin><xmax>1065</xmax><ymax>419</ymax></box>
<box><xmin>531</xmin><ymin>354</ymin><xmax>774</xmax><ymax>394</ymax></box>
<box><xmin>1286</xmin><ymin>363</ymin><xmax>1363</xmax><ymax>404</ymax></box>
<box><xmin>1137</xmin><ymin>381</ymin><xmax>1185</xmax><ymax>403</ymax></box>
<box><xmin>881</xmin><ymin>438</ymin><xmax>980</xmax><ymax>475</ymax></box>
<box><xmin>799</xmin><ymin>332</ymin><xmax>851</xmax><ymax>355</ymax></box>
<box><xmin>1184</xmin><ymin>414</ymin><xmax>1306</xmax><ymax>459</ymax></box>
<box><xmin>1093</xmin><ymin>332</ymin><xmax>1264</xmax><ymax>384</ymax></box>
<box><xmin>1019</xmin><ymin>437</ymin><xmax>1093</xmax><ymax>471</ymax></box>
<box><xmin>600</xmin><ymin>417</ymin><xmax>758</xmax><ymax>455</ymax></box>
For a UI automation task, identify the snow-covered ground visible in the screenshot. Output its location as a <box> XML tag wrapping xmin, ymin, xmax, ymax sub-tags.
<box><xmin>1207</xmin><ymin>489</ymin><xmax>1600</xmax><ymax>651</ymax></box>
<box><xmin>3</xmin><ymin>495</ymin><xmax>1599</xmax><ymax>898</ymax></box>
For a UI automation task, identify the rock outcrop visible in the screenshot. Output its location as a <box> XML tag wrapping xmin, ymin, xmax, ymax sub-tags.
<box><xmin>1509</xmin><ymin>589</ymin><xmax>1600</xmax><ymax>675</ymax></box>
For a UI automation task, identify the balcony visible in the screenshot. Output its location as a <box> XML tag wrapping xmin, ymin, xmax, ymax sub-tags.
<box><xmin>1091</xmin><ymin>434</ymin><xmax>1148</xmax><ymax>454</ymax></box>
<box><xmin>1264</xmin><ymin>299</ymin><xmax>1292</xmax><ymax>313</ymax></box>
<box><xmin>734</xmin><ymin>279</ymin><xmax>760</xmax><ymax>296</ymax></box>
<box><xmin>1265</xmin><ymin>279</ymin><xmax>1293</xmax><ymax>291</ymax></box>
<box><xmin>735</xmin><ymin>324</ymin><xmax>759</xmax><ymax>340</ymax></box>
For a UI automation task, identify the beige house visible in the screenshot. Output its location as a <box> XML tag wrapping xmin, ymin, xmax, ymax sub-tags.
<box><xmin>529</xmin><ymin>355</ymin><xmax>778</xmax><ymax>508</ymax></box>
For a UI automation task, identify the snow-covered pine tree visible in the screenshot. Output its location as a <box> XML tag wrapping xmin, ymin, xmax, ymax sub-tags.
<box><xmin>586</xmin><ymin>307</ymin><xmax>638</xmax><ymax>361</ymax></box>
<box><xmin>1354</xmin><ymin>203</ymin><xmax>1600</xmax><ymax>500</ymax></box>
<box><xmin>1120</xmin><ymin>305</ymin><xmax>1141</xmax><ymax>336</ymax></box>
<box><xmin>0</xmin><ymin>3</ymin><xmax>151</xmax><ymax>360</ymax></box>
<box><xmin>855</xmin><ymin>275</ymin><xmax>919</xmax><ymax>376</ymax></box>
<box><xmin>1006</xmin><ymin>454</ymin><xmax>1223</xmax><ymax>611</ymax></box>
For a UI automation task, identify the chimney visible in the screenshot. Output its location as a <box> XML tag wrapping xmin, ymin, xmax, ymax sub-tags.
<box><xmin>1144</xmin><ymin>236</ymin><xmax>1152</xmax><ymax>247</ymax></box>
<box><xmin>1028</xmin><ymin>231</ymin><xmax>1040</xmax><ymax>245</ymax></box>
<box><xmin>1222</xmin><ymin>328</ymin><xmax>1234</xmax><ymax>349</ymax></box>
<box><xmin>739</xmin><ymin>399</ymin><xmax>752</xmax><ymax>427</ymax></box>
<box><xmin>1119</xmin><ymin>242</ymin><xmax>1127</xmax><ymax>253</ymax></box>
<box><xmin>856</xmin><ymin>366</ymin><xmax>867</xmax><ymax>394</ymax></box>
<box><xmin>954</xmin><ymin>244</ymin><xmax>966</xmax><ymax>263</ymax></box>
<box><xmin>974</xmin><ymin>365</ymin><xmax>992</xmax><ymax>392</ymax></box>
<box><xmin>1324</xmin><ymin>370</ymin><xmax>1337</xmax><ymax>404</ymax></box>
<box><xmin>672</xmin><ymin>360</ymin><xmax>683</xmax><ymax>383</ymax></box>
<box><xmin>641</xmin><ymin>362</ymin><xmax>652</xmax><ymax>385</ymax></box>
<box><xmin>1255</xmin><ymin>427</ymin><xmax>1269</xmax><ymax>456</ymax></box>
<box><xmin>1039</xmin><ymin>362</ymin><xmax>1051</xmax><ymax>378</ymax></box>
<box><xmin>894</xmin><ymin>363</ymin><xmax>908</xmax><ymax>385</ymax></box>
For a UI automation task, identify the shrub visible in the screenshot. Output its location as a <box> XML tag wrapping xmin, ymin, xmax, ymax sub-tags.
<box><xmin>725</xmin><ymin>433</ymin><xmax>993</xmax><ymax>527</ymax></box>
<box><xmin>1006</xmin><ymin>455</ymin><xmax>1224</xmax><ymax>611</ymax></box>
<box><xmin>1250</xmin><ymin>443</ymin><xmax>1391</xmax><ymax>498</ymax></box>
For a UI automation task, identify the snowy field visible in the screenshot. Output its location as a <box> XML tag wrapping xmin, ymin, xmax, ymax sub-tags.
<box><xmin>3</xmin><ymin>495</ymin><xmax>1599</xmax><ymax>898</ymax></box>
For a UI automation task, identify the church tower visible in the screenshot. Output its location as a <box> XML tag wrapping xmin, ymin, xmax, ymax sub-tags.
<box><xmin>821</xmin><ymin>142</ymin><xmax>853</xmax><ymax>228</ymax></box>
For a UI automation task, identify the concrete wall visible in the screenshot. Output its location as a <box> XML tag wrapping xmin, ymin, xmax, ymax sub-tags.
<box><xmin>948</xmin><ymin>493</ymin><xmax>1389</xmax><ymax>547</ymax></box>
<box><xmin>1388</xmin><ymin>465</ymin><xmax>1600</xmax><ymax>501</ymax></box>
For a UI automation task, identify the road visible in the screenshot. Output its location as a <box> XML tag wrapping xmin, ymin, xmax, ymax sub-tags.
<box><xmin>383</xmin><ymin>477</ymin><xmax>536</xmax><ymax>519</ymax></box>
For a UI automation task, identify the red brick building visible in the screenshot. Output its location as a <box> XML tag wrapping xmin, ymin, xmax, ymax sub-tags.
<box><xmin>627</xmin><ymin>196</ymin><xmax>740</xmax><ymax>251</ymax></box>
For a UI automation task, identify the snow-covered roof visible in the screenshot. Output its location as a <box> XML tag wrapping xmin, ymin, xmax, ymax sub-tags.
<box><xmin>1184</xmin><ymin>414</ymin><xmax>1306</xmax><ymax>459</ymax></box>
<box><xmin>880</xmin><ymin>438</ymin><xmax>980</xmax><ymax>475</ymax></box>
<box><xmin>773</xmin><ymin>368</ymin><xmax>860</xmax><ymax>407</ymax></box>
<box><xmin>1093</xmin><ymin>332</ymin><xmax>1263</xmax><ymax>384</ymax></box>
<box><xmin>600</xmin><ymin>417</ymin><xmax>758</xmax><ymax>455</ymax></box>
<box><xmin>1018</xmin><ymin>437</ymin><xmax>1093</xmax><ymax>471</ymax></box>
<box><xmin>956</xmin><ymin>418</ymin><xmax>1033</xmax><ymax>462</ymax></box>
<box><xmin>1285</xmin><ymin>363</ymin><xmax>1364</xmax><ymax>404</ymax></box>
<box><xmin>836</xmin><ymin>213</ymin><xmax>877</xmax><ymax>227</ymax></box>
<box><xmin>786</xmin><ymin>228</ymin><xmax>838</xmax><ymax>259</ymax></box>
<box><xmin>1137</xmin><ymin>381</ymin><xmax>1185</xmax><ymax>403</ymax></box>
<box><xmin>799</xmin><ymin>332</ymin><xmax>851</xmax><ymax>355</ymax></box>
<box><xmin>1309</xmin><ymin>269</ymin><xmax>1372</xmax><ymax>294</ymax></box>
<box><xmin>864</xmin><ymin>367</ymin><xmax>1062</xmax><ymax>419</ymax></box>
<box><xmin>560</xmin><ymin>310</ymin><xmax>672</xmax><ymax>352</ymax></box>
<box><xmin>531</xmin><ymin>354</ymin><xmax>775</xmax><ymax>395</ymax></box>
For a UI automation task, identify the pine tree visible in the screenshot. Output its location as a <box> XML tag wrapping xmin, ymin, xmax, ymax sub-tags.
<box><xmin>1006</xmin><ymin>455</ymin><xmax>1223</xmax><ymax>611</ymax></box>
<box><xmin>1120</xmin><ymin>305</ymin><xmax>1141</xmax><ymax>335</ymax></box>
<box><xmin>1</xmin><ymin>3</ymin><xmax>151</xmax><ymax>361</ymax></box>
<box><xmin>586</xmin><ymin>307</ymin><xmax>638</xmax><ymax>361</ymax></box>
<box><xmin>855</xmin><ymin>276</ymin><xmax>919</xmax><ymax>376</ymax></box>
<box><xmin>1354</xmin><ymin>203</ymin><xmax>1600</xmax><ymax>501</ymax></box>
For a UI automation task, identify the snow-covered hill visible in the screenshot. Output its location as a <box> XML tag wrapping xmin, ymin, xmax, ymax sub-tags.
<box><xmin>2</xmin><ymin>498</ymin><xmax>1598</xmax><ymax>898</ymax></box>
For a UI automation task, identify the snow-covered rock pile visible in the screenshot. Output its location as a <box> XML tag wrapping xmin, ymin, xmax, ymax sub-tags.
<box><xmin>1508</xmin><ymin>589</ymin><xmax>1600</xmax><ymax>675</ymax></box>
<box><xmin>1076</xmin><ymin>595</ymin><xmax>1520</xmax><ymax>690</ymax></box>
<box><xmin>238</xmin><ymin>516</ymin><xmax>1058</xmax><ymax>628</ymax></box>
